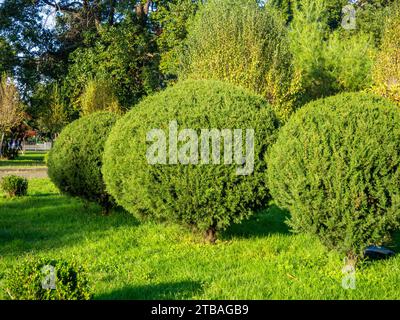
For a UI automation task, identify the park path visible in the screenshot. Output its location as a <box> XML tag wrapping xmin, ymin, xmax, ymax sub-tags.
<box><xmin>0</xmin><ymin>167</ymin><xmax>48</xmax><ymax>179</ymax></box>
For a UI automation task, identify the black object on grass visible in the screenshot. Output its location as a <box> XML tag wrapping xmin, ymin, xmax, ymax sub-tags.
<box><xmin>364</xmin><ymin>246</ymin><xmax>395</xmax><ymax>260</ymax></box>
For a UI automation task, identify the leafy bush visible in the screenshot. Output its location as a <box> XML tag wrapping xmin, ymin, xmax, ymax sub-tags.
<box><xmin>181</xmin><ymin>0</ymin><xmax>298</xmax><ymax>119</ymax></box>
<box><xmin>1</xmin><ymin>175</ymin><xmax>28</xmax><ymax>197</ymax></box>
<box><xmin>289</xmin><ymin>0</ymin><xmax>375</xmax><ymax>105</ymax></box>
<box><xmin>64</xmin><ymin>18</ymin><xmax>160</xmax><ymax>111</ymax></box>
<box><xmin>151</xmin><ymin>0</ymin><xmax>199</xmax><ymax>83</ymax></box>
<box><xmin>103</xmin><ymin>80</ymin><xmax>279</xmax><ymax>242</ymax></box>
<box><xmin>1</xmin><ymin>142</ymin><xmax>19</xmax><ymax>160</ymax></box>
<box><xmin>355</xmin><ymin>0</ymin><xmax>399</xmax><ymax>47</ymax></box>
<box><xmin>372</xmin><ymin>8</ymin><xmax>400</xmax><ymax>105</ymax></box>
<box><xmin>4</xmin><ymin>258</ymin><xmax>91</xmax><ymax>300</ymax></box>
<box><xmin>267</xmin><ymin>93</ymin><xmax>400</xmax><ymax>258</ymax></box>
<box><xmin>79</xmin><ymin>78</ymin><xmax>122</xmax><ymax>116</ymax></box>
<box><xmin>48</xmin><ymin>112</ymin><xmax>117</xmax><ymax>213</ymax></box>
<box><xmin>32</xmin><ymin>83</ymin><xmax>69</xmax><ymax>140</ymax></box>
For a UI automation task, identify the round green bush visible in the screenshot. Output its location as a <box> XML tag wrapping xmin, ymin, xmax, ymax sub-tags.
<box><xmin>4</xmin><ymin>258</ymin><xmax>91</xmax><ymax>300</ymax></box>
<box><xmin>267</xmin><ymin>92</ymin><xmax>400</xmax><ymax>258</ymax></box>
<box><xmin>48</xmin><ymin>112</ymin><xmax>117</xmax><ymax>212</ymax></box>
<box><xmin>103</xmin><ymin>80</ymin><xmax>279</xmax><ymax>242</ymax></box>
<box><xmin>1</xmin><ymin>175</ymin><xmax>28</xmax><ymax>197</ymax></box>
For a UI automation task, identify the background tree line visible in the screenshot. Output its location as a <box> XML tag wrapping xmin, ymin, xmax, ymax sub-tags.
<box><xmin>0</xmin><ymin>0</ymin><xmax>399</xmax><ymax>143</ymax></box>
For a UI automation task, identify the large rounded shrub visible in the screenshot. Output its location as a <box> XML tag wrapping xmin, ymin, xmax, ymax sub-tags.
<box><xmin>103</xmin><ymin>80</ymin><xmax>279</xmax><ymax>242</ymax></box>
<box><xmin>48</xmin><ymin>112</ymin><xmax>117</xmax><ymax>212</ymax></box>
<box><xmin>267</xmin><ymin>92</ymin><xmax>400</xmax><ymax>258</ymax></box>
<box><xmin>4</xmin><ymin>258</ymin><xmax>91</xmax><ymax>300</ymax></box>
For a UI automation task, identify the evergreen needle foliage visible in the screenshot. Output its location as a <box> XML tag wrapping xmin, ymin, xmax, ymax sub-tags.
<box><xmin>48</xmin><ymin>112</ymin><xmax>117</xmax><ymax>213</ymax></box>
<box><xmin>267</xmin><ymin>92</ymin><xmax>400</xmax><ymax>258</ymax></box>
<box><xmin>103</xmin><ymin>80</ymin><xmax>280</xmax><ymax>242</ymax></box>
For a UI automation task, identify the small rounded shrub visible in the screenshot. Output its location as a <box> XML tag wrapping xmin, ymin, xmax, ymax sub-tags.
<box><xmin>1</xmin><ymin>144</ymin><xmax>19</xmax><ymax>160</ymax></box>
<box><xmin>1</xmin><ymin>175</ymin><xmax>28</xmax><ymax>197</ymax></box>
<box><xmin>4</xmin><ymin>258</ymin><xmax>91</xmax><ymax>300</ymax></box>
<box><xmin>267</xmin><ymin>92</ymin><xmax>400</xmax><ymax>258</ymax></box>
<box><xmin>103</xmin><ymin>80</ymin><xmax>280</xmax><ymax>242</ymax></box>
<box><xmin>47</xmin><ymin>112</ymin><xmax>117</xmax><ymax>213</ymax></box>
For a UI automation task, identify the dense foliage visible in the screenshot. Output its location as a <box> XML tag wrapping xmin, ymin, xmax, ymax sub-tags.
<box><xmin>103</xmin><ymin>80</ymin><xmax>279</xmax><ymax>242</ymax></box>
<box><xmin>78</xmin><ymin>79</ymin><xmax>121</xmax><ymax>116</ymax></box>
<box><xmin>4</xmin><ymin>258</ymin><xmax>91</xmax><ymax>300</ymax></box>
<box><xmin>289</xmin><ymin>0</ymin><xmax>376</xmax><ymax>105</ymax></box>
<box><xmin>30</xmin><ymin>83</ymin><xmax>69</xmax><ymax>140</ymax></box>
<box><xmin>48</xmin><ymin>112</ymin><xmax>117</xmax><ymax>212</ymax></box>
<box><xmin>1</xmin><ymin>175</ymin><xmax>28</xmax><ymax>197</ymax></box>
<box><xmin>64</xmin><ymin>18</ymin><xmax>161</xmax><ymax>112</ymax></box>
<box><xmin>181</xmin><ymin>0</ymin><xmax>298</xmax><ymax>119</ymax></box>
<box><xmin>0</xmin><ymin>37</ymin><xmax>15</xmax><ymax>74</ymax></box>
<box><xmin>0</xmin><ymin>0</ymin><xmax>398</xmax><ymax>132</ymax></box>
<box><xmin>2</xmin><ymin>0</ymin><xmax>400</xmax><ymax>258</ymax></box>
<box><xmin>267</xmin><ymin>93</ymin><xmax>400</xmax><ymax>257</ymax></box>
<box><xmin>372</xmin><ymin>7</ymin><xmax>400</xmax><ymax>105</ymax></box>
<box><xmin>151</xmin><ymin>0</ymin><xmax>200</xmax><ymax>83</ymax></box>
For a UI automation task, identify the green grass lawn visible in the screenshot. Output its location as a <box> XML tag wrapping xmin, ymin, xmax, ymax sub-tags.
<box><xmin>1</xmin><ymin>178</ymin><xmax>400</xmax><ymax>300</ymax></box>
<box><xmin>0</xmin><ymin>152</ymin><xmax>47</xmax><ymax>168</ymax></box>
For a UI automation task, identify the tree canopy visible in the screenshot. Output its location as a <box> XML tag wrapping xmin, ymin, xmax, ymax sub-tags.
<box><xmin>0</xmin><ymin>0</ymin><xmax>398</xmax><ymax>135</ymax></box>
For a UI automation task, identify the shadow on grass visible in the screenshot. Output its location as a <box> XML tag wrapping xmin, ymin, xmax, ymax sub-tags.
<box><xmin>96</xmin><ymin>281</ymin><xmax>203</xmax><ymax>300</ymax></box>
<box><xmin>0</xmin><ymin>194</ymin><xmax>139</xmax><ymax>256</ymax></box>
<box><xmin>221</xmin><ymin>204</ymin><xmax>290</xmax><ymax>240</ymax></box>
<box><xmin>0</xmin><ymin>152</ymin><xmax>46</xmax><ymax>167</ymax></box>
<box><xmin>385</xmin><ymin>231</ymin><xmax>400</xmax><ymax>253</ymax></box>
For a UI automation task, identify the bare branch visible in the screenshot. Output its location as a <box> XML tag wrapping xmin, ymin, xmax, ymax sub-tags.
<box><xmin>41</xmin><ymin>0</ymin><xmax>82</xmax><ymax>13</ymax></box>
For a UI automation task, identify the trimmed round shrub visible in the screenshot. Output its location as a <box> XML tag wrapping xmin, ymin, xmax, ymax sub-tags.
<box><xmin>103</xmin><ymin>80</ymin><xmax>279</xmax><ymax>242</ymax></box>
<box><xmin>267</xmin><ymin>92</ymin><xmax>400</xmax><ymax>258</ymax></box>
<box><xmin>47</xmin><ymin>112</ymin><xmax>117</xmax><ymax>213</ymax></box>
<box><xmin>4</xmin><ymin>258</ymin><xmax>91</xmax><ymax>300</ymax></box>
<box><xmin>1</xmin><ymin>175</ymin><xmax>28</xmax><ymax>197</ymax></box>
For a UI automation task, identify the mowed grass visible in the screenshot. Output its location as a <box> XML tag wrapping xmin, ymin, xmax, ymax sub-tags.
<box><xmin>1</xmin><ymin>178</ymin><xmax>400</xmax><ymax>300</ymax></box>
<box><xmin>0</xmin><ymin>152</ymin><xmax>47</xmax><ymax>168</ymax></box>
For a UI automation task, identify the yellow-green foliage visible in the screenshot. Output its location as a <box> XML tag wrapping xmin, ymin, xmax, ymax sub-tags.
<box><xmin>36</xmin><ymin>84</ymin><xmax>68</xmax><ymax>138</ymax></box>
<box><xmin>372</xmin><ymin>11</ymin><xmax>400</xmax><ymax>105</ymax></box>
<box><xmin>181</xmin><ymin>0</ymin><xmax>298</xmax><ymax>119</ymax></box>
<box><xmin>289</xmin><ymin>0</ymin><xmax>375</xmax><ymax>104</ymax></box>
<box><xmin>0</xmin><ymin>73</ymin><xmax>24</xmax><ymax>134</ymax></box>
<box><xmin>79</xmin><ymin>79</ymin><xmax>122</xmax><ymax>116</ymax></box>
<box><xmin>4</xmin><ymin>258</ymin><xmax>92</xmax><ymax>300</ymax></box>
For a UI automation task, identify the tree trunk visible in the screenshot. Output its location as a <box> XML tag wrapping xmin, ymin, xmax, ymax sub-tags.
<box><xmin>135</xmin><ymin>0</ymin><xmax>152</xmax><ymax>25</ymax></box>
<box><xmin>108</xmin><ymin>0</ymin><xmax>116</xmax><ymax>25</ymax></box>
<box><xmin>204</xmin><ymin>226</ymin><xmax>217</xmax><ymax>244</ymax></box>
<box><xmin>0</xmin><ymin>132</ymin><xmax>4</xmax><ymax>158</ymax></box>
